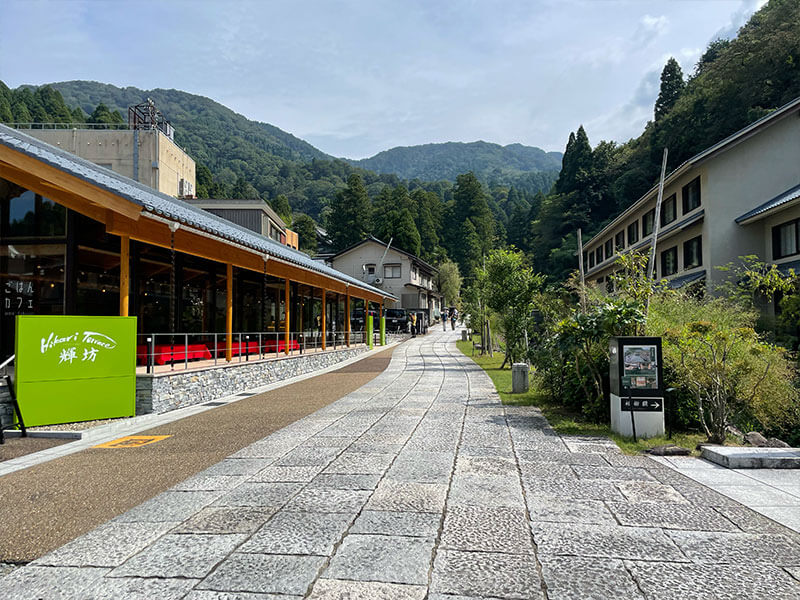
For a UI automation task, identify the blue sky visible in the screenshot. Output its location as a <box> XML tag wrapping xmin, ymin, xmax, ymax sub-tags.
<box><xmin>0</xmin><ymin>0</ymin><xmax>767</xmax><ymax>159</ymax></box>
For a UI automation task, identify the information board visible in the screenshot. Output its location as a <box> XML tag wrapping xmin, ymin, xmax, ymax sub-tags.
<box><xmin>621</xmin><ymin>344</ymin><xmax>659</xmax><ymax>390</ymax></box>
<box><xmin>15</xmin><ymin>315</ymin><xmax>136</xmax><ymax>426</ymax></box>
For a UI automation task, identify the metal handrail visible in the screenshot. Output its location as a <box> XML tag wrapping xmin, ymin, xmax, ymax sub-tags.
<box><xmin>0</xmin><ymin>355</ymin><xmax>14</xmax><ymax>371</ymax></box>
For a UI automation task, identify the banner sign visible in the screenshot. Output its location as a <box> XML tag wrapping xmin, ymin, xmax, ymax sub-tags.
<box><xmin>15</xmin><ymin>316</ymin><xmax>136</xmax><ymax>426</ymax></box>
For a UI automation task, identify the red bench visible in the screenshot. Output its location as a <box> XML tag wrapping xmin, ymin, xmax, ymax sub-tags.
<box><xmin>137</xmin><ymin>343</ymin><xmax>212</xmax><ymax>366</ymax></box>
<box><xmin>263</xmin><ymin>338</ymin><xmax>300</xmax><ymax>353</ymax></box>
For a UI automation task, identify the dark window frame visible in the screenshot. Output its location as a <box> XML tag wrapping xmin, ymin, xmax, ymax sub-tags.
<box><xmin>589</xmin><ymin>251</ymin><xmax>595</xmax><ymax>269</ymax></box>
<box><xmin>772</xmin><ymin>218</ymin><xmax>800</xmax><ymax>260</ymax></box>
<box><xmin>595</xmin><ymin>246</ymin><xmax>603</xmax><ymax>264</ymax></box>
<box><xmin>615</xmin><ymin>231</ymin><xmax>625</xmax><ymax>252</ymax></box>
<box><xmin>642</xmin><ymin>209</ymin><xmax>655</xmax><ymax>236</ymax></box>
<box><xmin>627</xmin><ymin>221</ymin><xmax>639</xmax><ymax>244</ymax></box>
<box><xmin>660</xmin><ymin>246</ymin><xmax>678</xmax><ymax>277</ymax></box>
<box><xmin>604</xmin><ymin>239</ymin><xmax>613</xmax><ymax>260</ymax></box>
<box><xmin>682</xmin><ymin>177</ymin><xmax>701</xmax><ymax>214</ymax></box>
<box><xmin>683</xmin><ymin>235</ymin><xmax>702</xmax><ymax>270</ymax></box>
<box><xmin>661</xmin><ymin>194</ymin><xmax>677</xmax><ymax>227</ymax></box>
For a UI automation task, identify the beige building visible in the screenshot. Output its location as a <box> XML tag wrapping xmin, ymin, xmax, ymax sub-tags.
<box><xmin>20</xmin><ymin>127</ymin><xmax>196</xmax><ymax>199</ymax></box>
<box><xmin>583</xmin><ymin>96</ymin><xmax>800</xmax><ymax>291</ymax></box>
<box><xmin>188</xmin><ymin>199</ymin><xmax>298</xmax><ymax>250</ymax></box>
<box><xmin>328</xmin><ymin>236</ymin><xmax>444</xmax><ymax>319</ymax></box>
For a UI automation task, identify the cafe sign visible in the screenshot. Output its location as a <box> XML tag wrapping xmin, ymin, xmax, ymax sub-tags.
<box><xmin>15</xmin><ymin>315</ymin><xmax>136</xmax><ymax>426</ymax></box>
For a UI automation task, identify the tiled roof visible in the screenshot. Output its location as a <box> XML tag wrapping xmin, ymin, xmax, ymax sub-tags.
<box><xmin>0</xmin><ymin>125</ymin><xmax>393</xmax><ymax>300</ymax></box>
<box><xmin>735</xmin><ymin>183</ymin><xmax>800</xmax><ymax>224</ymax></box>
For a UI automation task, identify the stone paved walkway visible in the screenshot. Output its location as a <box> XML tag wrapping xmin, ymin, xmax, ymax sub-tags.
<box><xmin>2</xmin><ymin>329</ymin><xmax>800</xmax><ymax>599</ymax></box>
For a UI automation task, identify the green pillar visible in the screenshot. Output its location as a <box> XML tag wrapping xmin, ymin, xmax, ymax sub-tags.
<box><xmin>380</xmin><ymin>316</ymin><xmax>386</xmax><ymax>346</ymax></box>
<box><xmin>367</xmin><ymin>314</ymin><xmax>374</xmax><ymax>349</ymax></box>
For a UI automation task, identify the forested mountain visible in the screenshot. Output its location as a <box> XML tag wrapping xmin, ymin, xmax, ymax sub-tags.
<box><xmin>349</xmin><ymin>141</ymin><xmax>561</xmax><ymax>193</ymax></box>
<box><xmin>523</xmin><ymin>0</ymin><xmax>800</xmax><ymax>281</ymax></box>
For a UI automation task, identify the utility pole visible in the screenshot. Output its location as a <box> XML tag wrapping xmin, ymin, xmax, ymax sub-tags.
<box><xmin>577</xmin><ymin>228</ymin><xmax>586</xmax><ymax>314</ymax></box>
<box><xmin>646</xmin><ymin>148</ymin><xmax>669</xmax><ymax>317</ymax></box>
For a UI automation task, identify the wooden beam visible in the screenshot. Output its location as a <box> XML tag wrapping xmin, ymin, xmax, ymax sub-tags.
<box><xmin>0</xmin><ymin>145</ymin><xmax>143</xmax><ymax>220</ymax></box>
<box><xmin>226</xmin><ymin>263</ymin><xmax>233</xmax><ymax>362</ymax></box>
<box><xmin>346</xmin><ymin>290</ymin><xmax>351</xmax><ymax>347</ymax></box>
<box><xmin>119</xmin><ymin>235</ymin><xmax>130</xmax><ymax>317</ymax></box>
<box><xmin>284</xmin><ymin>279</ymin><xmax>291</xmax><ymax>355</ymax></box>
<box><xmin>321</xmin><ymin>288</ymin><xmax>327</xmax><ymax>351</ymax></box>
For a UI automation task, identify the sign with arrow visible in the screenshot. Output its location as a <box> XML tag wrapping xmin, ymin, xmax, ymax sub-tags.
<box><xmin>621</xmin><ymin>397</ymin><xmax>663</xmax><ymax>412</ymax></box>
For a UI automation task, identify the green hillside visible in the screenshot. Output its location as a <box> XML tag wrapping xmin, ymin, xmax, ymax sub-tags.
<box><xmin>349</xmin><ymin>140</ymin><xmax>562</xmax><ymax>188</ymax></box>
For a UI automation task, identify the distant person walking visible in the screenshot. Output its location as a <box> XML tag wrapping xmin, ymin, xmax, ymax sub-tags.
<box><xmin>410</xmin><ymin>312</ymin><xmax>417</xmax><ymax>337</ymax></box>
<box><xmin>450</xmin><ymin>309</ymin><xmax>457</xmax><ymax>330</ymax></box>
<box><xmin>442</xmin><ymin>310</ymin><xmax>447</xmax><ymax>331</ymax></box>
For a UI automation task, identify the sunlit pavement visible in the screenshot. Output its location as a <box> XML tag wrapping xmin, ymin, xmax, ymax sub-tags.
<box><xmin>1</xmin><ymin>328</ymin><xmax>799</xmax><ymax>599</ymax></box>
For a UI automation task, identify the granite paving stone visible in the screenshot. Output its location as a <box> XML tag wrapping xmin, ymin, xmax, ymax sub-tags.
<box><xmin>531</xmin><ymin>522</ymin><xmax>687</xmax><ymax>561</ymax></box>
<box><xmin>572</xmin><ymin>465</ymin><xmax>655</xmax><ymax>482</ymax></box>
<box><xmin>283</xmin><ymin>487</ymin><xmax>371</xmax><ymax>513</ymax></box>
<box><xmin>308</xmin><ymin>579</ymin><xmax>427</xmax><ymax>600</ymax></box>
<box><xmin>32</xmin><ymin>521</ymin><xmax>175</xmax><ymax>568</ymax></box>
<box><xmin>715</xmin><ymin>505</ymin><xmax>797</xmax><ymax>534</ymax></box>
<box><xmin>0</xmin><ymin>566</ymin><xmax>109</xmax><ymax>600</ymax></box>
<box><xmin>431</xmin><ymin>549</ymin><xmax>542</xmax><ymax>599</ymax></box>
<box><xmin>171</xmin><ymin>475</ymin><xmax>250</xmax><ymax>492</ymax></box>
<box><xmin>514</xmin><ymin>450</ymin><xmax>608</xmax><ymax>466</ymax></box>
<box><xmin>613</xmin><ymin>480</ymin><xmax>688</xmax><ymax>504</ymax></box>
<box><xmin>367</xmin><ymin>479</ymin><xmax>449</xmax><ymax>513</ymax></box>
<box><xmin>115</xmin><ymin>491</ymin><xmax>222</xmax><ymax>522</ymax></box>
<box><xmin>307</xmin><ymin>472</ymin><xmax>383</xmax><ymax>490</ymax></box>
<box><xmin>212</xmin><ymin>482</ymin><xmax>303</xmax><ymax>508</ymax></box>
<box><xmin>441</xmin><ymin>505</ymin><xmax>532</xmax><ymax>554</ymax></box>
<box><xmin>274</xmin><ymin>446</ymin><xmax>343</xmax><ymax>466</ymax></box>
<box><xmin>239</xmin><ymin>511</ymin><xmax>352</xmax><ymax>555</ymax></box>
<box><xmin>668</xmin><ymin>530</ymin><xmax>800</xmax><ymax>565</ymax></box>
<box><xmin>350</xmin><ymin>510</ymin><xmax>441</xmax><ymax>538</ymax></box>
<box><xmin>324</xmin><ymin>534</ymin><xmax>435</xmax><ymax>585</ymax></box>
<box><xmin>324</xmin><ymin>451</ymin><xmax>396</xmax><ymax>474</ymax></box>
<box><xmin>526</xmin><ymin>498</ymin><xmax>616</xmax><ymax>525</ymax></box>
<box><xmin>607</xmin><ymin>502</ymin><xmax>739</xmax><ymax>531</ymax></box>
<box><xmin>79</xmin><ymin>576</ymin><xmax>198</xmax><ymax>600</ymax></box>
<box><xmin>523</xmin><ymin>478</ymin><xmax>626</xmax><ymax>502</ymax></box>
<box><xmin>250</xmin><ymin>465</ymin><xmax>325</xmax><ymax>482</ymax></box>
<box><xmin>110</xmin><ymin>533</ymin><xmax>246</xmax><ymax>579</ymax></box>
<box><xmin>198</xmin><ymin>553</ymin><xmax>326</xmax><ymax>596</ymax></box>
<box><xmin>539</xmin><ymin>556</ymin><xmax>643</xmax><ymax>600</ymax></box>
<box><xmin>185</xmin><ymin>591</ymin><xmax>301</xmax><ymax>600</ymax></box>
<box><xmin>627</xmin><ymin>561</ymin><xmax>800</xmax><ymax>600</ymax></box>
<box><xmin>173</xmin><ymin>507</ymin><xmax>277</xmax><ymax>534</ymax></box>
<box><xmin>448</xmin><ymin>473</ymin><xmax>525</xmax><ymax>508</ymax></box>
<box><xmin>202</xmin><ymin>458</ymin><xmax>275</xmax><ymax>476</ymax></box>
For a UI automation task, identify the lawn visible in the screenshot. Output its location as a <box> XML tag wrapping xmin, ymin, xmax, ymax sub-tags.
<box><xmin>456</xmin><ymin>338</ymin><xmax>710</xmax><ymax>455</ymax></box>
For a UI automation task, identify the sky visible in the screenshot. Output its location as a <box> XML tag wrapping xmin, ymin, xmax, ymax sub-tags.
<box><xmin>0</xmin><ymin>0</ymin><xmax>768</xmax><ymax>159</ymax></box>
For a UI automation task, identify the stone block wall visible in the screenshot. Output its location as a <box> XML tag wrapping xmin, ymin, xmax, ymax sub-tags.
<box><xmin>0</xmin><ymin>380</ymin><xmax>12</xmax><ymax>428</ymax></box>
<box><xmin>136</xmin><ymin>346</ymin><xmax>369</xmax><ymax>415</ymax></box>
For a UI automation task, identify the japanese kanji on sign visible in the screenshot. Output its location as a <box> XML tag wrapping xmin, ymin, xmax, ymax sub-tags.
<box><xmin>14</xmin><ymin>315</ymin><xmax>136</xmax><ymax>426</ymax></box>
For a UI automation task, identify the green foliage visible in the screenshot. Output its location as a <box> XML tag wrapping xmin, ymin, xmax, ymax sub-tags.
<box><xmin>292</xmin><ymin>213</ymin><xmax>319</xmax><ymax>254</ymax></box>
<box><xmin>371</xmin><ymin>185</ymin><xmax>422</xmax><ymax>256</ymax></box>
<box><xmin>271</xmin><ymin>194</ymin><xmax>293</xmax><ymax>226</ymax></box>
<box><xmin>325</xmin><ymin>173</ymin><xmax>372</xmax><ymax>251</ymax></box>
<box><xmin>435</xmin><ymin>260</ymin><xmax>462</xmax><ymax>307</ymax></box>
<box><xmin>447</xmin><ymin>173</ymin><xmax>494</xmax><ymax>280</ymax></box>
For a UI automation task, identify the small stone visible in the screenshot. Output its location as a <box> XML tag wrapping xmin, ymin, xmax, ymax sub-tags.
<box><xmin>767</xmin><ymin>437</ymin><xmax>791</xmax><ymax>448</ymax></box>
<box><xmin>744</xmin><ymin>431</ymin><xmax>769</xmax><ymax>447</ymax></box>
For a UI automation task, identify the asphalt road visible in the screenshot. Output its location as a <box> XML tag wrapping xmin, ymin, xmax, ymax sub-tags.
<box><xmin>0</xmin><ymin>347</ymin><xmax>394</xmax><ymax>563</ymax></box>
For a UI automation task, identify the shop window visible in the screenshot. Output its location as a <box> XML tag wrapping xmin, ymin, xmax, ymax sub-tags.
<box><xmin>627</xmin><ymin>221</ymin><xmax>639</xmax><ymax>244</ymax></box>
<box><xmin>661</xmin><ymin>246</ymin><xmax>678</xmax><ymax>277</ymax></box>
<box><xmin>683</xmin><ymin>236</ymin><xmax>702</xmax><ymax>269</ymax></box>
<box><xmin>773</xmin><ymin>218</ymin><xmax>800</xmax><ymax>260</ymax></box>
<box><xmin>661</xmin><ymin>195</ymin><xmax>677</xmax><ymax>226</ymax></box>
<box><xmin>682</xmin><ymin>177</ymin><xmax>701</xmax><ymax>214</ymax></box>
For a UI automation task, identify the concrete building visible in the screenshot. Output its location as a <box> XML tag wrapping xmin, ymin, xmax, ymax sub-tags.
<box><xmin>188</xmin><ymin>199</ymin><xmax>298</xmax><ymax>250</ymax></box>
<box><xmin>18</xmin><ymin>127</ymin><xmax>195</xmax><ymax>200</ymax></box>
<box><xmin>583</xmin><ymin>96</ymin><xmax>800</xmax><ymax>291</ymax></box>
<box><xmin>328</xmin><ymin>236</ymin><xmax>445</xmax><ymax>320</ymax></box>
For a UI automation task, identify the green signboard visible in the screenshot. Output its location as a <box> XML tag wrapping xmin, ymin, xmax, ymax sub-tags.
<box><xmin>15</xmin><ymin>315</ymin><xmax>136</xmax><ymax>426</ymax></box>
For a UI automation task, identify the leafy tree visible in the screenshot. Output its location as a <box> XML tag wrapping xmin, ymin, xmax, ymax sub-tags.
<box><xmin>0</xmin><ymin>95</ymin><xmax>12</xmax><ymax>123</ymax></box>
<box><xmin>447</xmin><ymin>173</ymin><xmax>493</xmax><ymax>278</ymax></box>
<box><xmin>654</xmin><ymin>57</ymin><xmax>686</xmax><ymax>121</ymax></box>
<box><xmin>435</xmin><ymin>259</ymin><xmax>462</xmax><ymax>307</ymax></box>
<box><xmin>292</xmin><ymin>213</ymin><xmax>319</xmax><ymax>254</ymax></box>
<box><xmin>326</xmin><ymin>173</ymin><xmax>371</xmax><ymax>251</ymax></box>
<box><xmin>11</xmin><ymin>100</ymin><xmax>32</xmax><ymax>123</ymax></box>
<box><xmin>411</xmin><ymin>188</ymin><xmax>440</xmax><ymax>261</ymax></box>
<box><xmin>87</xmin><ymin>102</ymin><xmax>125</xmax><ymax>128</ymax></box>
<box><xmin>372</xmin><ymin>185</ymin><xmax>421</xmax><ymax>256</ymax></box>
<box><xmin>271</xmin><ymin>194</ymin><xmax>292</xmax><ymax>226</ymax></box>
<box><xmin>230</xmin><ymin>176</ymin><xmax>259</xmax><ymax>199</ymax></box>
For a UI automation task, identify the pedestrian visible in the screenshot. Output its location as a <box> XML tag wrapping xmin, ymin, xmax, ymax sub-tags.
<box><xmin>450</xmin><ymin>309</ymin><xmax>457</xmax><ymax>330</ymax></box>
<box><xmin>410</xmin><ymin>312</ymin><xmax>417</xmax><ymax>337</ymax></box>
<box><xmin>442</xmin><ymin>309</ymin><xmax>447</xmax><ymax>331</ymax></box>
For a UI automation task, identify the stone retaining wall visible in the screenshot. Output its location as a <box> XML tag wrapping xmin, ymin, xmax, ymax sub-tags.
<box><xmin>136</xmin><ymin>346</ymin><xmax>370</xmax><ymax>415</ymax></box>
<box><xmin>0</xmin><ymin>381</ymin><xmax>12</xmax><ymax>428</ymax></box>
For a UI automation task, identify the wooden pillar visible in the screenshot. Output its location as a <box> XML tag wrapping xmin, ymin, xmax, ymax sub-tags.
<box><xmin>226</xmin><ymin>263</ymin><xmax>233</xmax><ymax>362</ymax></box>
<box><xmin>119</xmin><ymin>235</ymin><xmax>130</xmax><ymax>317</ymax></box>
<box><xmin>345</xmin><ymin>290</ymin><xmax>351</xmax><ymax>347</ymax></box>
<box><xmin>321</xmin><ymin>288</ymin><xmax>327</xmax><ymax>351</ymax></box>
<box><xmin>284</xmin><ymin>278</ymin><xmax>291</xmax><ymax>355</ymax></box>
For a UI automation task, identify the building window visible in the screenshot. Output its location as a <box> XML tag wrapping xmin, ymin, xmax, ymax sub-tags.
<box><xmin>643</xmin><ymin>209</ymin><xmax>655</xmax><ymax>236</ymax></box>
<box><xmin>595</xmin><ymin>246</ymin><xmax>603</xmax><ymax>265</ymax></box>
<box><xmin>411</xmin><ymin>266</ymin><xmax>417</xmax><ymax>279</ymax></box>
<box><xmin>773</xmin><ymin>218</ymin><xmax>800</xmax><ymax>260</ymax></box>
<box><xmin>615</xmin><ymin>231</ymin><xmax>625</xmax><ymax>252</ymax></box>
<box><xmin>661</xmin><ymin>246</ymin><xmax>678</xmax><ymax>277</ymax></box>
<box><xmin>604</xmin><ymin>239</ymin><xmax>613</xmax><ymax>260</ymax></box>
<box><xmin>627</xmin><ymin>221</ymin><xmax>639</xmax><ymax>244</ymax></box>
<box><xmin>683</xmin><ymin>236</ymin><xmax>702</xmax><ymax>269</ymax></box>
<box><xmin>366</xmin><ymin>264</ymin><xmax>376</xmax><ymax>275</ymax></box>
<box><xmin>384</xmin><ymin>264</ymin><xmax>401</xmax><ymax>278</ymax></box>
<box><xmin>661</xmin><ymin>194</ymin><xmax>676</xmax><ymax>226</ymax></box>
<box><xmin>589</xmin><ymin>251</ymin><xmax>595</xmax><ymax>268</ymax></box>
<box><xmin>682</xmin><ymin>177</ymin><xmax>701</xmax><ymax>214</ymax></box>
<box><xmin>582</xmin><ymin>251</ymin><xmax>588</xmax><ymax>269</ymax></box>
